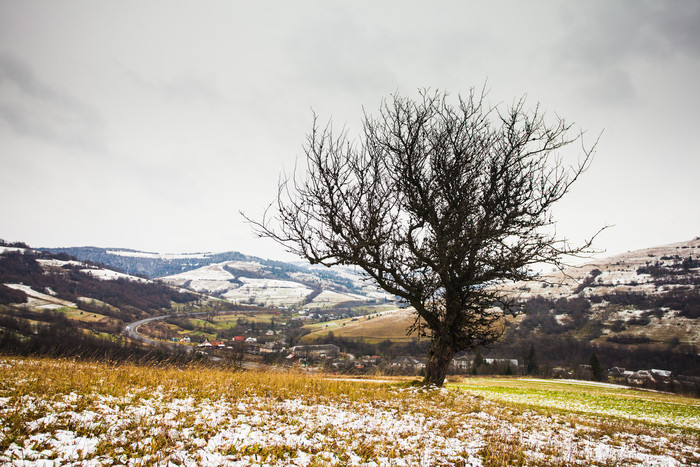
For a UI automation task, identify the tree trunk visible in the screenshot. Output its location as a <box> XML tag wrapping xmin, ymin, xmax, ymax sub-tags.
<box><xmin>423</xmin><ymin>338</ymin><xmax>454</xmax><ymax>387</ymax></box>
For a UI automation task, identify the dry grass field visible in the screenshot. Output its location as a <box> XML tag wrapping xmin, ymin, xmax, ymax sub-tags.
<box><xmin>1</xmin><ymin>357</ymin><xmax>698</xmax><ymax>466</ymax></box>
<box><xmin>302</xmin><ymin>308</ymin><xmax>424</xmax><ymax>343</ymax></box>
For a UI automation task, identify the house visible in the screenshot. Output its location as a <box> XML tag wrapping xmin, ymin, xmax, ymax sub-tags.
<box><xmin>180</xmin><ymin>336</ymin><xmax>191</xmax><ymax>343</ymax></box>
<box><xmin>245</xmin><ymin>337</ymin><xmax>258</xmax><ymax>343</ymax></box>
<box><xmin>449</xmin><ymin>355</ymin><xmax>471</xmax><ymax>372</ymax></box>
<box><xmin>210</xmin><ymin>341</ymin><xmax>226</xmax><ymax>348</ymax></box>
<box><xmin>391</xmin><ymin>356</ymin><xmax>425</xmax><ymax>372</ymax></box>
<box><xmin>360</xmin><ymin>355</ymin><xmax>382</xmax><ymax>366</ymax></box>
<box><xmin>651</xmin><ymin>369</ymin><xmax>672</xmax><ymax>383</ymax></box>
<box><xmin>260</xmin><ymin>341</ymin><xmax>286</xmax><ymax>353</ymax></box>
<box><xmin>198</xmin><ymin>340</ymin><xmax>213</xmax><ymax>348</ymax></box>
<box><xmin>233</xmin><ymin>336</ymin><xmax>246</xmax><ymax>342</ymax></box>
<box><xmin>627</xmin><ymin>370</ymin><xmax>656</xmax><ymax>385</ymax></box>
<box><xmin>551</xmin><ymin>367</ymin><xmax>573</xmax><ymax>378</ymax></box>
<box><xmin>289</xmin><ymin>344</ymin><xmax>340</xmax><ymax>359</ymax></box>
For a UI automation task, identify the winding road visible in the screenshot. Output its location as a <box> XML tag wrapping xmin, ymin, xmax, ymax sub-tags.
<box><xmin>123</xmin><ymin>311</ymin><xmax>227</xmax><ymax>350</ymax></box>
<box><xmin>123</xmin><ymin>315</ymin><xmax>177</xmax><ymax>347</ymax></box>
<box><xmin>122</xmin><ymin>312</ymin><xmax>262</xmax><ymax>368</ymax></box>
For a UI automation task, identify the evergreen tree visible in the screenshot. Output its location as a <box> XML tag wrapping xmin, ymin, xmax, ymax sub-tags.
<box><xmin>589</xmin><ymin>352</ymin><xmax>605</xmax><ymax>381</ymax></box>
<box><xmin>472</xmin><ymin>347</ymin><xmax>484</xmax><ymax>375</ymax></box>
<box><xmin>525</xmin><ymin>344</ymin><xmax>538</xmax><ymax>375</ymax></box>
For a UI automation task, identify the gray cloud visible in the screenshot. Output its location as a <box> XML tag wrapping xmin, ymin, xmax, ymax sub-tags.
<box><xmin>551</xmin><ymin>1</ymin><xmax>700</xmax><ymax>107</ymax></box>
<box><xmin>121</xmin><ymin>63</ymin><xmax>227</xmax><ymax>107</ymax></box>
<box><xmin>0</xmin><ymin>52</ymin><xmax>106</xmax><ymax>153</ymax></box>
<box><xmin>559</xmin><ymin>1</ymin><xmax>700</xmax><ymax>66</ymax></box>
<box><xmin>290</xmin><ymin>11</ymin><xmax>399</xmax><ymax>95</ymax></box>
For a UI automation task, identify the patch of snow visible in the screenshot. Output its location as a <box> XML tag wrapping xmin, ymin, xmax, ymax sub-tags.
<box><xmin>223</xmin><ymin>278</ymin><xmax>312</xmax><ymax>306</ymax></box>
<box><xmin>306</xmin><ymin>290</ymin><xmax>367</xmax><ymax>308</ymax></box>
<box><xmin>521</xmin><ymin>378</ymin><xmax>631</xmax><ymax>390</ymax></box>
<box><xmin>222</xmin><ymin>260</ymin><xmax>264</xmax><ymax>273</ymax></box>
<box><xmin>80</xmin><ymin>269</ymin><xmax>149</xmax><ymax>283</ymax></box>
<box><xmin>163</xmin><ymin>264</ymin><xmax>235</xmax><ymax>282</ymax></box>
<box><xmin>0</xmin><ymin>246</ymin><xmax>27</xmax><ymax>254</ymax></box>
<box><xmin>37</xmin><ymin>258</ymin><xmax>83</xmax><ymax>268</ymax></box>
<box><xmin>3</xmin><ymin>283</ymin><xmax>76</xmax><ymax>309</ymax></box>
<box><xmin>105</xmin><ymin>250</ymin><xmax>211</xmax><ymax>259</ymax></box>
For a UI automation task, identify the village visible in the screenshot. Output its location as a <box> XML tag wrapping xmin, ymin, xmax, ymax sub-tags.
<box><xmin>190</xmin><ymin>334</ymin><xmax>694</xmax><ymax>392</ymax></box>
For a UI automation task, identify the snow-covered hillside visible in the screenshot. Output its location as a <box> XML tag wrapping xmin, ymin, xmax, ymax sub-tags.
<box><xmin>510</xmin><ymin>237</ymin><xmax>700</xmax><ymax>300</ymax></box>
<box><xmin>500</xmin><ymin>237</ymin><xmax>700</xmax><ymax>355</ymax></box>
<box><xmin>40</xmin><ymin>246</ymin><xmax>393</xmax><ymax>308</ymax></box>
<box><xmin>159</xmin><ymin>259</ymin><xmax>390</xmax><ymax>308</ymax></box>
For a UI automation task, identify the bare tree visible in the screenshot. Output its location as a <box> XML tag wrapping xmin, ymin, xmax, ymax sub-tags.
<box><xmin>247</xmin><ymin>88</ymin><xmax>600</xmax><ymax>386</ymax></box>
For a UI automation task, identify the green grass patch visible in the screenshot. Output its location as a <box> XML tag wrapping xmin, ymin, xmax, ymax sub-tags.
<box><xmin>61</xmin><ymin>308</ymin><xmax>112</xmax><ymax>323</ymax></box>
<box><xmin>454</xmin><ymin>377</ymin><xmax>700</xmax><ymax>433</ymax></box>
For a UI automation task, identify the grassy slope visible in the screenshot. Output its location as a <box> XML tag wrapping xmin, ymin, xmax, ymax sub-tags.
<box><xmin>2</xmin><ymin>357</ymin><xmax>698</xmax><ymax>466</ymax></box>
<box><xmin>302</xmin><ymin>308</ymin><xmax>423</xmax><ymax>343</ymax></box>
<box><xmin>455</xmin><ymin>378</ymin><xmax>700</xmax><ymax>432</ymax></box>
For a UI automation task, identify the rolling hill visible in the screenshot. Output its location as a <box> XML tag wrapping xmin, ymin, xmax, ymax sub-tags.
<box><xmin>0</xmin><ymin>243</ymin><xmax>208</xmax><ymax>361</ymax></box>
<box><xmin>11</xmin><ymin>238</ymin><xmax>700</xmax><ymax>375</ymax></box>
<box><xmin>41</xmin><ymin>246</ymin><xmax>392</xmax><ymax>308</ymax></box>
<box><xmin>300</xmin><ymin>238</ymin><xmax>700</xmax><ymax>375</ymax></box>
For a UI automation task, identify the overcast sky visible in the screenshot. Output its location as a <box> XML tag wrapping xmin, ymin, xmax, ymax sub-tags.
<box><xmin>1</xmin><ymin>1</ymin><xmax>699</xmax><ymax>263</ymax></box>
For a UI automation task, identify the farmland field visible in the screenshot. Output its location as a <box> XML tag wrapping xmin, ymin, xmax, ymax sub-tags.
<box><xmin>1</xmin><ymin>357</ymin><xmax>698</xmax><ymax>466</ymax></box>
<box><xmin>455</xmin><ymin>378</ymin><xmax>700</xmax><ymax>432</ymax></box>
<box><xmin>302</xmin><ymin>308</ymin><xmax>424</xmax><ymax>343</ymax></box>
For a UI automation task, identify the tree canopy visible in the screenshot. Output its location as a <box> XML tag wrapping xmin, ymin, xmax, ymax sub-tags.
<box><xmin>249</xmin><ymin>88</ymin><xmax>599</xmax><ymax>386</ymax></box>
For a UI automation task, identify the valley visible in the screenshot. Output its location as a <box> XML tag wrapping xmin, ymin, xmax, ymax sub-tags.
<box><xmin>1</xmin><ymin>238</ymin><xmax>699</xmax><ymax>388</ymax></box>
<box><xmin>1</xmin><ymin>238</ymin><xmax>700</xmax><ymax>465</ymax></box>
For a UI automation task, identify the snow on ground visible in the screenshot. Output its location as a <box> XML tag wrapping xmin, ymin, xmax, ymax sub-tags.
<box><xmin>80</xmin><ymin>268</ymin><xmax>149</xmax><ymax>283</ymax></box>
<box><xmin>306</xmin><ymin>290</ymin><xmax>367</xmax><ymax>309</ymax></box>
<box><xmin>223</xmin><ymin>261</ymin><xmax>264</xmax><ymax>273</ymax></box>
<box><xmin>105</xmin><ymin>250</ymin><xmax>210</xmax><ymax>259</ymax></box>
<box><xmin>0</xmin><ymin>246</ymin><xmax>27</xmax><ymax>254</ymax></box>
<box><xmin>3</xmin><ymin>284</ymin><xmax>76</xmax><ymax>309</ymax></box>
<box><xmin>522</xmin><ymin>378</ymin><xmax>635</xmax><ymax>390</ymax></box>
<box><xmin>36</xmin><ymin>258</ymin><xmax>83</xmax><ymax>268</ymax></box>
<box><xmin>1</xmin><ymin>359</ymin><xmax>697</xmax><ymax>466</ymax></box>
<box><xmin>291</xmin><ymin>265</ymin><xmax>394</xmax><ymax>302</ymax></box>
<box><xmin>223</xmin><ymin>278</ymin><xmax>312</xmax><ymax>307</ymax></box>
<box><xmin>164</xmin><ymin>264</ymin><xmax>236</xmax><ymax>282</ymax></box>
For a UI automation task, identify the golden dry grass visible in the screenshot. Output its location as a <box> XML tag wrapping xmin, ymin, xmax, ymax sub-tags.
<box><xmin>302</xmin><ymin>308</ymin><xmax>422</xmax><ymax>343</ymax></box>
<box><xmin>2</xmin><ymin>357</ymin><xmax>698</xmax><ymax>466</ymax></box>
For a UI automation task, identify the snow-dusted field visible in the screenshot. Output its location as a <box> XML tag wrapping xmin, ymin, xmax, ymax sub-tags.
<box><xmin>1</xmin><ymin>358</ymin><xmax>698</xmax><ymax>466</ymax></box>
<box><xmin>164</xmin><ymin>263</ymin><xmax>237</xmax><ymax>282</ymax></box>
<box><xmin>105</xmin><ymin>250</ymin><xmax>211</xmax><ymax>260</ymax></box>
<box><xmin>3</xmin><ymin>284</ymin><xmax>76</xmax><ymax>309</ymax></box>
<box><xmin>161</xmin><ymin>263</ymin><xmax>318</xmax><ymax>307</ymax></box>
<box><xmin>306</xmin><ymin>290</ymin><xmax>367</xmax><ymax>309</ymax></box>
<box><xmin>223</xmin><ymin>278</ymin><xmax>312</xmax><ymax>307</ymax></box>
<box><xmin>80</xmin><ymin>268</ymin><xmax>149</xmax><ymax>283</ymax></box>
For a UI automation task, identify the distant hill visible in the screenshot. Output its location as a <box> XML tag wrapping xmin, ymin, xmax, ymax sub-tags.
<box><xmin>301</xmin><ymin>238</ymin><xmax>700</xmax><ymax>375</ymax></box>
<box><xmin>501</xmin><ymin>237</ymin><xmax>700</xmax><ymax>347</ymax></box>
<box><xmin>39</xmin><ymin>247</ymin><xmax>252</xmax><ymax>278</ymax></box>
<box><xmin>41</xmin><ymin>247</ymin><xmax>392</xmax><ymax>308</ymax></box>
<box><xmin>0</xmin><ymin>243</ymin><xmax>207</xmax><ymax>361</ymax></box>
<box><xmin>1</xmin><ymin>244</ymin><xmax>198</xmax><ymax>322</ymax></box>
